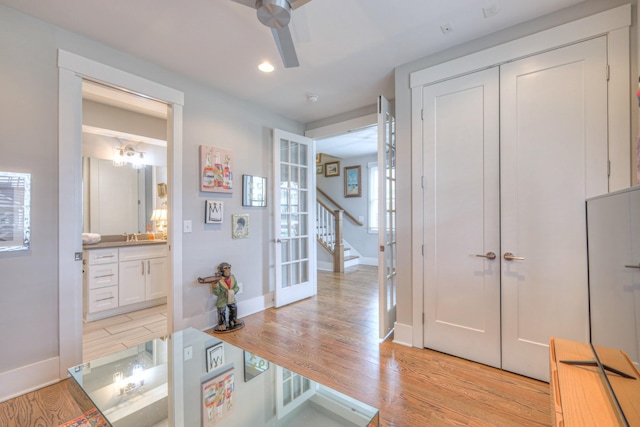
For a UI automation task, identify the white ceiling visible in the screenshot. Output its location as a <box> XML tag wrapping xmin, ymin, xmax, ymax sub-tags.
<box><xmin>1</xmin><ymin>0</ymin><xmax>586</xmax><ymax>128</ymax></box>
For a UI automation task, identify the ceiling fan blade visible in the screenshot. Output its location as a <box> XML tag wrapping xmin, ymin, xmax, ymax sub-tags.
<box><xmin>272</xmin><ymin>26</ymin><xmax>299</xmax><ymax>68</ymax></box>
<box><xmin>288</xmin><ymin>0</ymin><xmax>312</xmax><ymax>10</ymax></box>
<box><xmin>229</xmin><ymin>0</ymin><xmax>257</xmax><ymax>9</ymax></box>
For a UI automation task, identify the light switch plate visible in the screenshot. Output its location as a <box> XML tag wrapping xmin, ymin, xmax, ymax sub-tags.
<box><xmin>183</xmin><ymin>220</ymin><xmax>192</xmax><ymax>233</ymax></box>
<box><xmin>184</xmin><ymin>345</ymin><xmax>193</xmax><ymax>360</ymax></box>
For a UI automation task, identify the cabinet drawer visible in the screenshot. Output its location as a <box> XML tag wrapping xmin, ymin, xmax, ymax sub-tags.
<box><xmin>119</xmin><ymin>244</ymin><xmax>168</xmax><ymax>261</ymax></box>
<box><xmin>88</xmin><ymin>286</ymin><xmax>119</xmax><ymax>313</ymax></box>
<box><xmin>87</xmin><ymin>264</ymin><xmax>118</xmax><ymax>289</ymax></box>
<box><xmin>85</xmin><ymin>248</ymin><xmax>119</xmax><ymax>265</ymax></box>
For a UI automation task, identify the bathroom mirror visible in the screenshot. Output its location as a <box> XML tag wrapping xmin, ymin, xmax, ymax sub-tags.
<box><xmin>82</xmin><ymin>157</ymin><xmax>167</xmax><ymax>236</ymax></box>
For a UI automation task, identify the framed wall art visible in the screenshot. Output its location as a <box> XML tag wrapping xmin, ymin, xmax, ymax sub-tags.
<box><xmin>324</xmin><ymin>161</ymin><xmax>340</xmax><ymax>177</ymax></box>
<box><xmin>231</xmin><ymin>214</ymin><xmax>249</xmax><ymax>239</ymax></box>
<box><xmin>344</xmin><ymin>165</ymin><xmax>362</xmax><ymax>197</ymax></box>
<box><xmin>200</xmin><ymin>145</ymin><xmax>233</xmax><ymax>193</ymax></box>
<box><xmin>316</xmin><ymin>164</ymin><xmax>323</xmax><ymax>174</ymax></box>
<box><xmin>0</xmin><ymin>171</ymin><xmax>31</xmax><ymax>252</ymax></box>
<box><xmin>206</xmin><ymin>342</ymin><xmax>225</xmax><ymax>373</ymax></box>
<box><xmin>242</xmin><ymin>175</ymin><xmax>267</xmax><ymax>207</ymax></box>
<box><xmin>157</xmin><ymin>183</ymin><xmax>167</xmax><ymax>198</ymax></box>
<box><xmin>205</xmin><ymin>200</ymin><xmax>223</xmax><ymax>224</ymax></box>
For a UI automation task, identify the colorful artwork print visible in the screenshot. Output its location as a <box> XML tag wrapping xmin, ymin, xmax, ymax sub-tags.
<box><xmin>202</xmin><ymin>369</ymin><xmax>234</xmax><ymax>426</ymax></box>
<box><xmin>200</xmin><ymin>146</ymin><xmax>233</xmax><ymax>193</ymax></box>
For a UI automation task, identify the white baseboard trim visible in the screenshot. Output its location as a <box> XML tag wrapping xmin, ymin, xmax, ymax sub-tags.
<box><xmin>0</xmin><ymin>357</ymin><xmax>60</xmax><ymax>403</ymax></box>
<box><xmin>317</xmin><ymin>261</ymin><xmax>333</xmax><ymax>271</ymax></box>
<box><xmin>238</xmin><ymin>292</ymin><xmax>274</xmax><ymax>318</ymax></box>
<box><xmin>358</xmin><ymin>257</ymin><xmax>378</xmax><ymax>266</ymax></box>
<box><xmin>392</xmin><ymin>322</ymin><xmax>413</xmax><ymax>347</ymax></box>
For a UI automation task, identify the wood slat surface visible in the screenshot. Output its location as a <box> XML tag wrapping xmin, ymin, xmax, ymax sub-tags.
<box><xmin>212</xmin><ymin>265</ymin><xmax>551</xmax><ymax>427</ymax></box>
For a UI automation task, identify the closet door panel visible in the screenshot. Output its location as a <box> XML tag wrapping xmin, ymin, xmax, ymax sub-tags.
<box><xmin>422</xmin><ymin>67</ymin><xmax>501</xmax><ymax>368</ymax></box>
<box><xmin>500</xmin><ymin>37</ymin><xmax>608</xmax><ymax>381</ymax></box>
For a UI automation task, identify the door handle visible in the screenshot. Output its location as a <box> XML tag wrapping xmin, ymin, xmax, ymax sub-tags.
<box><xmin>504</xmin><ymin>252</ymin><xmax>525</xmax><ymax>261</ymax></box>
<box><xmin>625</xmin><ymin>264</ymin><xmax>640</xmax><ymax>269</ymax></box>
<box><xmin>276</xmin><ymin>239</ymin><xmax>282</xmax><ymax>243</ymax></box>
<box><xmin>476</xmin><ymin>252</ymin><xmax>496</xmax><ymax>260</ymax></box>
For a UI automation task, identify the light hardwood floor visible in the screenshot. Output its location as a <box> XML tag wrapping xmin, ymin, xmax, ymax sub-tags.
<box><xmin>0</xmin><ymin>265</ymin><xmax>551</xmax><ymax>426</ymax></box>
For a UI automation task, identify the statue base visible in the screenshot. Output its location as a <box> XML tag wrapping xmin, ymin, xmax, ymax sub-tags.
<box><xmin>213</xmin><ymin>320</ymin><xmax>245</xmax><ymax>334</ymax></box>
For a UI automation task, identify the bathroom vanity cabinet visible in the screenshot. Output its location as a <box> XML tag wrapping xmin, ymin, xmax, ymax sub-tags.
<box><xmin>83</xmin><ymin>242</ymin><xmax>168</xmax><ymax>321</ymax></box>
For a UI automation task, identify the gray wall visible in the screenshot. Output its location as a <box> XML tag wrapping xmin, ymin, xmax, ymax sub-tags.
<box><xmin>0</xmin><ymin>4</ymin><xmax>302</xmax><ymax>399</ymax></box>
<box><xmin>317</xmin><ymin>154</ymin><xmax>378</xmax><ymax>259</ymax></box>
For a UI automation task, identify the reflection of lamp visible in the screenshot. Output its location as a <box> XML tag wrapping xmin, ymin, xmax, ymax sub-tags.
<box><xmin>112</xmin><ymin>362</ymin><xmax>148</xmax><ymax>396</ymax></box>
<box><xmin>150</xmin><ymin>207</ymin><xmax>168</xmax><ymax>240</ymax></box>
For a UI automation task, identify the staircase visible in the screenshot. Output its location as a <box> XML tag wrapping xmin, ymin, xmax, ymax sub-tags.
<box><xmin>316</xmin><ymin>198</ymin><xmax>360</xmax><ymax>272</ymax></box>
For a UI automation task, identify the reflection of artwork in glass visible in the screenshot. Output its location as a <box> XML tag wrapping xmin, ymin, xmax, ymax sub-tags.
<box><xmin>205</xmin><ymin>200</ymin><xmax>223</xmax><ymax>224</ymax></box>
<box><xmin>232</xmin><ymin>214</ymin><xmax>249</xmax><ymax>239</ymax></box>
<box><xmin>344</xmin><ymin>165</ymin><xmax>361</xmax><ymax>198</ymax></box>
<box><xmin>244</xmin><ymin>351</ymin><xmax>269</xmax><ymax>382</ymax></box>
<box><xmin>242</xmin><ymin>175</ymin><xmax>267</xmax><ymax>207</ymax></box>
<box><xmin>200</xmin><ymin>145</ymin><xmax>233</xmax><ymax>193</ymax></box>
<box><xmin>202</xmin><ymin>368</ymin><xmax>234</xmax><ymax>427</ymax></box>
<box><xmin>0</xmin><ymin>171</ymin><xmax>30</xmax><ymax>252</ymax></box>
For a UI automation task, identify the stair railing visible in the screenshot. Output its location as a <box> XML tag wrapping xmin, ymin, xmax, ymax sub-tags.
<box><xmin>316</xmin><ymin>199</ymin><xmax>344</xmax><ymax>273</ymax></box>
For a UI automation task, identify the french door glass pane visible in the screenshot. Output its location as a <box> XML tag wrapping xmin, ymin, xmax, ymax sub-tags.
<box><xmin>292</xmin><ymin>238</ymin><xmax>300</xmax><ymax>261</ymax></box>
<box><xmin>291</xmin><ymin>166</ymin><xmax>299</xmax><ymax>188</ymax></box>
<box><xmin>280</xmin><ymin>140</ymin><xmax>289</xmax><ymax>164</ymax></box>
<box><xmin>299</xmin><ymin>190</ymin><xmax>307</xmax><ymax>212</ymax></box>
<box><xmin>299</xmin><ymin>214</ymin><xmax>307</xmax><ymax>237</ymax></box>
<box><xmin>282</xmin><ymin>264</ymin><xmax>290</xmax><ymax>289</ymax></box>
<box><xmin>290</xmin><ymin>190</ymin><xmax>299</xmax><ymax>212</ymax></box>
<box><xmin>300</xmin><ymin>237</ymin><xmax>308</xmax><ymax>258</ymax></box>
<box><xmin>301</xmin><ymin>261</ymin><xmax>308</xmax><ymax>282</ymax></box>
<box><xmin>292</xmin><ymin>262</ymin><xmax>300</xmax><ymax>285</ymax></box>
<box><xmin>300</xmin><ymin>144</ymin><xmax>308</xmax><ymax>166</ymax></box>
<box><xmin>280</xmin><ymin>214</ymin><xmax>289</xmax><ymax>238</ymax></box>
<box><xmin>291</xmin><ymin>142</ymin><xmax>299</xmax><ymax>166</ymax></box>
<box><xmin>281</xmin><ymin>164</ymin><xmax>289</xmax><ymax>188</ymax></box>
<box><xmin>281</xmin><ymin>240</ymin><xmax>290</xmax><ymax>262</ymax></box>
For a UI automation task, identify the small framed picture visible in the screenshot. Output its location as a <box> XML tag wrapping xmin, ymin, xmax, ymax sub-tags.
<box><xmin>316</xmin><ymin>153</ymin><xmax>322</xmax><ymax>164</ymax></box>
<box><xmin>242</xmin><ymin>175</ymin><xmax>267</xmax><ymax>207</ymax></box>
<box><xmin>157</xmin><ymin>183</ymin><xmax>167</xmax><ymax>198</ymax></box>
<box><xmin>206</xmin><ymin>343</ymin><xmax>225</xmax><ymax>372</ymax></box>
<box><xmin>325</xmin><ymin>161</ymin><xmax>340</xmax><ymax>177</ymax></box>
<box><xmin>205</xmin><ymin>200</ymin><xmax>223</xmax><ymax>224</ymax></box>
<box><xmin>316</xmin><ymin>164</ymin><xmax>323</xmax><ymax>174</ymax></box>
<box><xmin>243</xmin><ymin>351</ymin><xmax>269</xmax><ymax>382</ymax></box>
<box><xmin>231</xmin><ymin>214</ymin><xmax>249</xmax><ymax>239</ymax></box>
<box><xmin>344</xmin><ymin>165</ymin><xmax>362</xmax><ymax>197</ymax></box>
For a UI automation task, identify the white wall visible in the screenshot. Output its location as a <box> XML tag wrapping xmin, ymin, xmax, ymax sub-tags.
<box><xmin>0</xmin><ymin>4</ymin><xmax>303</xmax><ymax>401</ymax></box>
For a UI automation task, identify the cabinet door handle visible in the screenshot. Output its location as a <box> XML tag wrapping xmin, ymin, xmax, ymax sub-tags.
<box><xmin>96</xmin><ymin>255</ymin><xmax>115</xmax><ymax>259</ymax></box>
<box><xmin>141</xmin><ymin>261</ymin><xmax>145</xmax><ymax>275</ymax></box>
<box><xmin>96</xmin><ymin>297</ymin><xmax>115</xmax><ymax>302</ymax></box>
<box><xmin>625</xmin><ymin>264</ymin><xmax>640</xmax><ymax>269</ymax></box>
<box><xmin>148</xmin><ymin>260</ymin><xmax>151</xmax><ymax>275</ymax></box>
<box><xmin>94</xmin><ymin>274</ymin><xmax>114</xmax><ymax>279</ymax></box>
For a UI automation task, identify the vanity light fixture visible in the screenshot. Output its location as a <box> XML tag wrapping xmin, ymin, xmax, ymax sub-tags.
<box><xmin>113</xmin><ymin>145</ymin><xmax>145</xmax><ymax>168</ymax></box>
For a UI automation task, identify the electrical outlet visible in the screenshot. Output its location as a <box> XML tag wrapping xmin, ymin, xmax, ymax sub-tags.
<box><xmin>183</xmin><ymin>220</ymin><xmax>192</xmax><ymax>233</ymax></box>
<box><xmin>184</xmin><ymin>345</ymin><xmax>193</xmax><ymax>361</ymax></box>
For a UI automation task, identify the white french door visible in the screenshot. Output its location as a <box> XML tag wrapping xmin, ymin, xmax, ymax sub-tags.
<box><xmin>422</xmin><ymin>68</ymin><xmax>501</xmax><ymax>368</ymax></box>
<box><xmin>378</xmin><ymin>96</ymin><xmax>397</xmax><ymax>339</ymax></box>
<box><xmin>273</xmin><ymin>128</ymin><xmax>317</xmax><ymax>307</ymax></box>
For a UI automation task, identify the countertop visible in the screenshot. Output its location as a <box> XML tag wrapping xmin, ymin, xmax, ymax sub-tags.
<box><xmin>83</xmin><ymin>240</ymin><xmax>167</xmax><ymax>250</ymax></box>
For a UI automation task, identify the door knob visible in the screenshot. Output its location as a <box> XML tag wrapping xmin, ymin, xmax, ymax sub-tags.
<box><xmin>504</xmin><ymin>252</ymin><xmax>525</xmax><ymax>261</ymax></box>
<box><xmin>624</xmin><ymin>264</ymin><xmax>640</xmax><ymax>269</ymax></box>
<box><xmin>276</xmin><ymin>239</ymin><xmax>282</xmax><ymax>243</ymax></box>
<box><xmin>476</xmin><ymin>252</ymin><xmax>496</xmax><ymax>260</ymax></box>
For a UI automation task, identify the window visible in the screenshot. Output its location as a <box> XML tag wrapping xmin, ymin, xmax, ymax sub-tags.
<box><xmin>368</xmin><ymin>162</ymin><xmax>378</xmax><ymax>233</ymax></box>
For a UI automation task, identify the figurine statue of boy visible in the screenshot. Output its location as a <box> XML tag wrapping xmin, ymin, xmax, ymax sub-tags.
<box><xmin>198</xmin><ymin>262</ymin><xmax>244</xmax><ymax>333</ymax></box>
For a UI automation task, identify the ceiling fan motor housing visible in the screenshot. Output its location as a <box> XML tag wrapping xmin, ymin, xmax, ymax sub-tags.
<box><xmin>256</xmin><ymin>0</ymin><xmax>291</xmax><ymax>29</ymax></box>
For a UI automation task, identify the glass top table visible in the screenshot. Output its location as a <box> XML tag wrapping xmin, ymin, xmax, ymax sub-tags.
<box><xmin>68</xmin><ymin>327</ymin><xmax>379</xmax><ymax>427</ymax></box>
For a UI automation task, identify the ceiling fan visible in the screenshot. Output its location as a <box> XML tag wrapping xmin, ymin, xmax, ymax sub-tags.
<box><xmin>231</xmin><ymin>0</ymin><xmax>312</xmax><ymax>68</ymax></box>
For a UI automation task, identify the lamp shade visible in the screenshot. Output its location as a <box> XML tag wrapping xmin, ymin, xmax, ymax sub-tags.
<box><xmin>150</xmin><ymin>208</ymin><xmax>167</xmax><ymax>221</ymax></box>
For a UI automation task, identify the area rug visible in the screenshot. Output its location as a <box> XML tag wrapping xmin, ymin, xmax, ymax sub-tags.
<box><xmin>58</xmin><ymin>408</ymin><xmax>108</xmax><ymax>427</ymax></box>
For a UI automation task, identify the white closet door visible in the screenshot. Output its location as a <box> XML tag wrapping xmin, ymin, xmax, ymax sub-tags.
<box><xmin>500</xmin><ymin>37</ymin><xmax>608</xmax><ymax>381</ymax></box>
<box><xmin>422</xmin><ymin>67</ymin><xmax>501</xmax><ymax>368</ymax></box>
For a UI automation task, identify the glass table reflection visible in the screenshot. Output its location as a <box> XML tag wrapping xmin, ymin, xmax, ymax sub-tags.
<box><xmin>68</xmin><ymin>327</ymin><xmax>379</xmax><ymax>427</ymax></box>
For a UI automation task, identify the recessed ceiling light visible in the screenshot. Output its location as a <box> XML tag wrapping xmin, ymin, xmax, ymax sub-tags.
<box><xmin>258</xmin><ymin>62</ymin><xmax>275</xmax><ymax>73</ymax></box>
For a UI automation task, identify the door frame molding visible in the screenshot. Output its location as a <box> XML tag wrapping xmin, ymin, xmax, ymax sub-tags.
<box><xmin>409</xmin><ymin>5</ymin><xmax>631</xmax><ymax>348</ymax></box>
<box><xmin>57</xmin><ymin>50</ymin><xmax>184</xmax><ymax>377</ymax></box>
